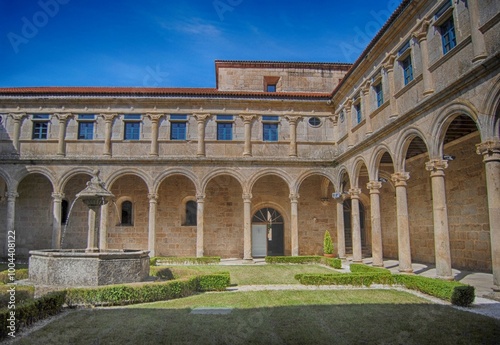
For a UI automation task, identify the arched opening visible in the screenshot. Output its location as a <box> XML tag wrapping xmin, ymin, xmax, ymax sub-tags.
<box><xmin>252</xmin><ymin>208</ymin><xmax>284</xmax><ymax>257</ymax></box>
<box><xmin>121</xmin><ymin>201</ymin><xmax>133</xmax><ymax>226</ymax></box>
<box><xmin>185</xmin><ymin>200</ymin><xmax>197</xmax><ymax>226</ymax></box>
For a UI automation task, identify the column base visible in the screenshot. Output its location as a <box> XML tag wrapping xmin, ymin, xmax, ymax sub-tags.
<box><xmin>436</xmin><ymin>275</ymin><xmax>454</xmax><ymax>281</ymax></box>
<box><xmin>423</xmin><ymin>89</ymin><xmax>434</xmax><ymax>96</ymax></box>
<box><xmin>472</xmin><ymin>54</ymin><xmax>487</xmax><ymax>64</ymax></box>
<box><xmin>398</xmin><ymin>268</ymin><xmax>414</xmax><ymax>274</ymax></box>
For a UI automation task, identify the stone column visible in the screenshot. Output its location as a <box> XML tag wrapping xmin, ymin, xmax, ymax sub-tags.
<box><xmin>382</xmin><ymin>54</ymin><xmax>398</xmax><ymax>119</ymax></box>
<box><xmin>9</xmin><ymin>113</ymin><xmax>25</xmax><ymax>153</ymax></box>
<box><xmin>194</xmin><ymin>114</ymin><xmax>210</xmax><ymax>157</ymax></box>
<box><xmin>367</xmin><ymin>181</ymin><xmax>383</xmax><ymax>267</ymax></box>
<box><xmin>345</xmin><ymin>99</ymin><xmax>354</xmax><ymax>147</ymax></box>
<box><xmin>147</xmin><ymin>114</ymin><xmax>163</xmax><ymax>157</ymax></box>
<box><xmin>55</xmin><ymin>113</ymin><xmax>72</xmax><ymax>156</ymax></box>
<box><xmin>285</xmin><ymin>116</ymin><xmax>301</xmax><ymax>157</ymax></box>
<box><xmin>361</xmin><ymin>83</ymin><xmax>372</xmax><ymax>135</ymax></box>
<box><xmin>196</xmin><ymin>193</ymin><xmax>205</xmax><ymax>257</ymax></box>
<box><xmin>425</xmin><ymin>160</ymin><xmax>453</xmax><ymax>279</ymax></box>
<box><xmin>51</xmin><ymin>192</ymin><xmax>64</xmax><ymax>249</ymax></box>
<box><xmin>240</xmin><ymin>115</ymin><xmax>255</xmax><ymax>157</ymax></box>
<box><xmin>102</xmin><ymin>113</ymin><xmax>116</xmax><ymax>156</ymax></box>
<box><xmin>290</xmin><ymin>193</ymin><xmax>300</xmax><ymax>256</ymax></box>
<box><xmin>4</xmin><ymin>192</ymin><xmax>18</xmax><ymax>257</ymax></box>
<box><xmin>391</xmin><ymin>172</ymin><xmax>413</xmax><ymax>272</ymax></box>
<box><xmin>147</xmin><ymin>193</ymin><xmax>158</xmax><ymax>257</ymax></box>
<box><xmin>413</xmin><ymin>22</ymin><xmax>433</xmax><ymax>96</ymax></box>
<box><xmin>86</xmin><ymin>206</ymin><xmax>98</xmax><ymax>252</ymax></box>
<box><xmin>99</xmin><ymin>203</ymin><xmax>109</xmax><ymax>250</ymax></box>
<box><xmin>468</xmin><ymin>1</ymin><xmax>487</xmax><ymax>63</ymax></box>
<box><xmin>349</xmin><ymin>188</ymin><xmax>363</xmax><ymax>262</ymax></box>
<box><xmin>476</xmin><ymin>140</ymin><xmax>500</xmax><ymax>287</ymax></box>
<box><xmin>336</xmin><ymin>197</ymin><xmax>346</xmax><ymax>259</ymax></box>
<box><xmin>243</xmin><ymin>193</ymin><xmax>252</xmax><ymax>259</ymax></box>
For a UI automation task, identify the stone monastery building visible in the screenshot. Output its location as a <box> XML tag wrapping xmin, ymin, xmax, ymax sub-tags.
<box><xmin>1</xmin><ymin>0</ymin><xmax>500</xmax><ymax>287</ymax></box>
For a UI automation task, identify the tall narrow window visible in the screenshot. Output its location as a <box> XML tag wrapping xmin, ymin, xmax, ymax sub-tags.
<box><xmin>78</xmin><ymin>114</ymin><xmax>95</xmax><ymax>140</ymax></box>
<box><xmin>217</xmin><ymin>115</ymin><xmax>233</xmax><ymax>141</ymax></box>
<box><xmin>32</xmin><ymin>114</ymin><xmax>50</xmax><ymax>139</ymax></box>
<box><xmin>121</xmin><ymin>201</ymin><xmax>133</xmax><ymax>226</ymax></box>
<box><xmin>185</xmin><ymin>200</ymin><xmax>197</xmax><ymax>226</ymax></box>
<box><xmin>262</xmin><ymin>116</ymin><xmax>279</xmax><ymax>142</ymax></box>
<box><xmin>354</xmin><ymin>103</ymin><xmax>362</xmax><ymax>124</ymax></box>
<box><xmin>440</xmin><ymin>16</ymin><xmax>456</xmax><ymax>54</ymax></box>
<box><xmin>374</xmin><ymin>83</ymin><xmax>384</xmax><ymax>108</ymax></box>
<box><xmin>402</xmin><ymin>55</ymin><xmax>413</xmax><ymax>85</ymax></box>
<box><xmin>123</xmin><ymin>114</ymin><xmax>141</xmax><ymax>140</ymax></box>
<box><xmin>170</xmin><ymin>115</ymin><xmax>188</xmax><ymax>140</ymax></box>
<box><xmin>61</xmin><ymin>200</ymin><xmax>69</xmax><ymax>225</ymax></box>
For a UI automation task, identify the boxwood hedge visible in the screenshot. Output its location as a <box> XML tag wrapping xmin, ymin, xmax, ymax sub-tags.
<box><xmin>265</xmin><ymin>255</ymin><xmax>342</xmax><ymax>269</ymax></box>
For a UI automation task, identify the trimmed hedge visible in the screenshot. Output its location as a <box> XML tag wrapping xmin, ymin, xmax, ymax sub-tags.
<box><xmin>0</xmin><ymin>290</ymin><xmax>66</xmax><ymax>340</ymax></box>
<box><xmin>151</xmin><ymin>256</ymin><xmax>221</xmax><ymax>266</ymax></box>
<box><xmin>265</xmin><ymin>255</ymin><xmax>342</xmax><ymax>269</ymax></box>
<box><xmin>295</xmin><ymin>273</ymin><xmax>393</xmax><ymax>287</ymax></box>
<box><xmin>0</xmin><ymin>269</ymin><xmax>29</xmax><ymax>284</ymax></box>
<box><xmin>65</xmin><ymin>273</ymin><xmax>230</xmax><ymax>307</ymax></box>
<box><xmin>349</xmin><ymin>263</ymin><xmax>391</xmax><ymax>274</ymax></box>
<box><xmin>0</xmin><ymin>285</ymin><xmax>34</xmax><ymax>306</ymax></box>
<box><xmin>322</xmin><ymin>257</ymin><xmax>342</xmax><ymax>269</ymax></box>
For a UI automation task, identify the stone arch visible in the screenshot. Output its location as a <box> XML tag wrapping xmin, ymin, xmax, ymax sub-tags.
<box><xmin>336</xmin><ymin>166</ymin><xmax>351</xmax><ymax>192</ymax></box>
<box><xmin>431</xmin><ymin>100</ymin><xmax>481</xmax><ymax>158</ymax></box>
<box><xmin>247</xmin><ymin>169</ymin><xmax>293</xmax><ymax>194</ymax></box>
<box><xmin>200</xmin><ymin>169</ymin><xmax>245</xmax><ymax>195</ymax></box>
<box><xmin>394</xmin><ymin>127</ymin><xmax>430</xmax><ymax>172</ymax></box>
<box><xmin>482</xmin><ymin>76</ymin><xmax>500</xmax><ymax>139</ymax></box>
<box><xmin>16</xmin><ymin>167</ymin><xmax>56</xmax><ymax>192</ymax></box>
<box><xmin>294</xmin><ymin>169</ymin><xmax>335</xmax><ymax>196</ymax></box>
<box><xmin>58</xmin><ymin>167</ymin><xmax>94</xmax><ymax>192</ymax></box>
<box><xmin>106</xmin><ymin>168</ymin><xmax>152</xmax><ymax>192</ymax></box>
<box><xmin>368</xmin><ymin>144</ymin><xmax>395</xmax><ymax>178</ymax></box>
<box><xmin>0</xmin><ymin>168</ymin><xmax>13</xmax><ymax>193</ymax></box>
<box><xmin>153</xmin><ymin>168</ymin><xmax>200</xmax><ymax>195</ymax></box>
<box><xmin>350</xmin><ymin>156</ymin><xmax>369</xmax><ymax>187</ymax></box>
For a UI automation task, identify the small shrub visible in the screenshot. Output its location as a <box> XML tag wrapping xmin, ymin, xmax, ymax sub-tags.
<box><xmin>323</xmin><ymin>230</ymin><xmax>334</xmax><ymax>254</ymax></box>
<box><xmin>154</xmin><ymin>257</ymin><xmax>221</xmax><ymax>265</ymax></box>
<box><xmin>265</xmin><ymin>256</ymin><xmax>322</xmax><ymax>264</ymax></box>
<box><xmin>0</xmin><ymin>269</ymin><xmax>29</xmax><ymax>284</ymax></box>
<box><xmin>196</xmin><ymin>273</ymin><xmax>230</xmax><ymax>291</ymax></box>
<box><xmin>349</xmin><ymin>264</ymin><xmax>391</xmax><ymax>274</ymax></box>
<box><xmin>321</xmin><ymin>257</ymin><xmax>342</xmax><ymax>269</ymax></box>
<box><xmin>451</xmin><ymin>285</ymin><xmax>475</xmax><ymax>307</ymax></box>
<box><xmin>150</xmin><ymin>257</ymin><xmax>158</xmax><ymax>266</ymax></box>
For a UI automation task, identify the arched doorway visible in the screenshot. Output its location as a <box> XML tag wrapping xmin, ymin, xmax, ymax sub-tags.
<box><xmin>252</xmin><ymin>208</ymin><xmax>284</xmax><ymax>257</ymax></box>
<box><xmin>343</xmin><ymin>199</ymin><xmax>366</xmax><ymax>253</ymax></box>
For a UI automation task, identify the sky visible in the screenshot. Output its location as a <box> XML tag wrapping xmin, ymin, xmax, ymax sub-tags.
<box><xmin>0</xmin><ymin>0</ymin><xmax>401</xmax><ymax>88</ymax></box>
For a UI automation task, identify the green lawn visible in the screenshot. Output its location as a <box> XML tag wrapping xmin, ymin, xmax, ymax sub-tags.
<box><xmin>164</xmin><ymin>264</ymin><xmax>337</xmax><ymax>285</ymax></box>
<box><xmin>12</xmin><ymin>290</ymin><xmax>500</xmax><ymax>345</ymax></box>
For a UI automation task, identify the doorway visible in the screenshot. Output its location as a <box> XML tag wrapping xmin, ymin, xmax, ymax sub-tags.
<box><xmin>251</xmin><ymin>208</ymin><xmax>284</xmax><ymax>257</ymax></box>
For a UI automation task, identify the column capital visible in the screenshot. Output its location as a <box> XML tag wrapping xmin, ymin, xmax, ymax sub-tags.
<box><xmin>100</xmin><ymin>113</ymin><xmax>118</xmax><ymax>122</ymax></box>
<box><xmin>8</xmin><ymin>113</ymin><xmax>26</xmax><ymax>122</ymax></box>
<box><xmin>412</xmin><ymin>19</ymin><xmax>430</xmax><ymax>42</ymax></box>
<box><xmin>196</xmin><ymin>193</ymin><xmax>206</xmax><ymax>201</ymax></box>
<box><xmin>148</xmin><ymin>193</ymin><xmax>159</xmax><ymax>202</ymax></box>
<box><xmin>146</xmin><ymin>113</ymin><xmax>164</xmax><ymax>122</ymax></box>
<box><xmin>382</xmin><ymin>53</ymin><xmax>396</xmax><ymax>71</ymax></box>
<box><xmin>284</xmin><ymin>115</ymin><xmax>302</xmax><ymax>124</ymax></box>
<box><xmin>193</xmin><ymin>113</ymin><xmax>211</xmax><ymax>123</ymax></box>
<box><xmin>239</xmin><ymin>114</ymin><xmax>256</xmax><ymax>123</ymax></box>
<box><xmin>289</xmin><ymin>193</ymin><xmax>300</xmax><ymax>202</ymax></box>
<box><xmin>366</xmin><ymin>181</ymin><xmax>382</xmax><ymax>191</ymax></box>
<box><xmin>5</xmin><ymin>191</ymin><xmax>19</xmax><ymax>200</ymax></box>
<box><xmin>349</xmin><ymin>188</ymin><xmax>362</xmax><ymax>198</ymax></box>
<box><xmin>425</xmin><ymin>159</ymin><xmax>448</xmax><ymax>174</ymax></box>
<box><xmin>54</xmin><ymin>113</ymin><xmax>73</xmax><ymax>122</ymax></box>
<box><xmin>361</xmin><ymin>80</ymin><xmax>371</xmax><ymax>94</ymax></box>
<box><xmin>476</xmin><ymin>140</ymin><xmax>500</xmax><ymax>162</ymax></box>
<box><xmin>51</xmin><ymin>192</ymin><xmax>65</xmax><ymax>200</ymax></box>
<box><xmin>391</xmin><ymin>172</ymin><xmax>410</xmax><ymax>186</ymax></box>
<box><xmin>344</xmin><ymin>98</ymin><xmax>353</xmax><ymax>110</ymax></box>
<box><xmin>242</xmin><ymin>193</ymin><xmax>253</xmax><ymax>201</ymax></box>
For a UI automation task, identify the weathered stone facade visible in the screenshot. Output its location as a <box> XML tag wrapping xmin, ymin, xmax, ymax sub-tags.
<box><xmin>0</xmin><ymin>0</ymin><xmax>499</xmax><ymax>288</ymax></box>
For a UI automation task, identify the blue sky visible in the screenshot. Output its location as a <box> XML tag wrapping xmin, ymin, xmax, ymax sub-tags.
<box><xmin>0</xmin><ymin>0</ymin><xmax>401</xmax><ymax>88</ymax></box>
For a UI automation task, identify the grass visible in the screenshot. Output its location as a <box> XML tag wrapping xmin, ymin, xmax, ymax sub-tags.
<box><xmin>164</xmin><ymin>264</ymin><xmax>337</xmax><ymax>285</ymax></box>
<box><xmin>12</xmin><ymin>290</ymin><xmax>500</xmax><ymax>345</ymax></box>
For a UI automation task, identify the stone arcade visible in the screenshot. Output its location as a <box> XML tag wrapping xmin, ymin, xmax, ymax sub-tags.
<box><xmin>1</xmin><ymin>0</ymin><xmax>499</xmax><ymax>288</ymax></box>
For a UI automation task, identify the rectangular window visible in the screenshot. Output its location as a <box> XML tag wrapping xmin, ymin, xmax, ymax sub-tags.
<box><xmin>266</xmin><ymin>84</ymin><xmax>276</xmax><ymax>92</ymax></box>
<box><xmin>440</xmin><ymin>16</ymin><xmax>456</xmax><ymax>54</ymax></box>
<box><xmin>78</xmin><ymin>114</ymin><xmax>95</xmax><ymax>140</ymax></box>
<box><xmin>123</xmin><ymin>114</ymin><xmax>141</xmax><ymax>140</ymax></box>
<box><xmin>216</xmin><ymin>115</ymin><xmax>233</xmax><ymax>141</ymax></box>
<box><xmin>32</xmin><ymin>114</ymin><xmax>50</xmax><ymax>139</ymax></box>
<box><xmin>402</xmin><ymin>55</ymin><xmax>414</xmax><ymax>85</ymax></box>
<box><xmin>170</xmin><ymin>114</ymin><xmax>187</xmax><ymax>140</ymax></box>
<box><xmin>263</xmin><ymin>123</ymin><xmax>278</xmax><ymax>141</ymax></box>
<box><xmin>262</xmin><ymin>116</ymin><xmax>279</xmax><ymax>121</ymax></box>
<box><xmin>374</xmin><ymin>83</ymin><xmax>384</xmax><ymax>108</ymax></box>
<box><xmin>354</xmin><ymin>103</ymin><xmax>362</xmax><ymax>124</ymax></box>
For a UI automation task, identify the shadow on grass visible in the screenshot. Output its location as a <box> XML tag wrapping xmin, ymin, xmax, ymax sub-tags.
<box><xmin>12</xmin><ymin>304</ymin><xmax>500</xmax><ymax>345</ymax></box>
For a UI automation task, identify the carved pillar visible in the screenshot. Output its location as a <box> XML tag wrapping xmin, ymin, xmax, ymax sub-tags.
<box><xmin>382</xmin><ymin>54</ymin><xmax>398</xmax><ymax>119</ymax></box>
<box><xmin>240</xmin><ymin>115</ymin><xmax>255</xmax><ymax>157</ymax></box>
<box><xmin>196</xmin><ymin>193</ymin><xmax>205</xmax><ymax>257</ymax></box>
<box><xmin>336</xmin><ymin>197</ymin><xmax>346</xmax><ymax>259</ymax></box>
<box><xmin>102</xmin><ymin>113</ymin><xmax>117</xmax><ymax>156</ymax></box>
<box><xmin>349</xmin><ymin>188</ymin><xmax>362</xmax><ymax>262</ymax></box>
<box><xmin>285</xmin><ymin>116</ymin><xmax>301</xmax><ymax>157</ymax></box>
<box><xmin>367</xmin><ymin>181</ymin><xmax>383</xmax><ymax>267</ymax></box>
<box><xmin>345</xmin><ymin>99</ymin><xmax>354</xmax><ymax>147</ymax></box>
<box><xmin>9</xmin><ymin>113</ymin><xmax>26</xmax><ymax>153</ymax></box>
<box><xmin>194</xmin><ymin>114</ymin><xmax>210</xmax><ymax>157</ymax></box>
<box><xmin>51</xmin><ymin>192</ymin><xmax>65</xmax><ymax>249</ymax></box>
<box><xmin>243</xmin><ymin>193</ymin><xmax>252</xmax><ymax>259</ymax></box>
<box><xmin>86</xmin><ymin>206</ymin><xmax>99</xmax><ymax>252</ymax></box>
<box><xmin>290</xmin><ymin>193</ymin><xmax>300</xmax><ymax>256</ymax></box>
<box><xmin>5</xmin><ymin>192</ymin><xmax>18</xmax><ymax>257</ymax></box>
<box><xmin>147</xmin><ymin>193</ymin><xmax>158</xmax><ymax>257</ymax></box>
<box><xmin>468</xmin><ymin>1</ymin><xmax>487</xmax><ymax>63</ymax></box>
<box><xmin>425</xmin><ymin>160</ymin><xmax>453</xmax><ymax>279</ymax></box>
<box><xmin>413</xmin><ymin>21</ymin><xmax>433</xmax><ymax>96</ymax></box>
<box><xmin>476</xmin><ymin>140</ymin><xmax>500</xmax><ymax>287</ymax></box>
<box><xmin>361</xmin><ymin>83</ymin><xmax>372</xmax><ymax>135</ymax></box>
<box><xmin>99</xmin><ymin>203</ymin><xmax>108</xmax><ymax>250</ymax></box>
<box><xmin>55</xmin><ymin>113</ymin><xmax>72</xmax><ymax>156</ymax></box>
<box><xmin>391</xmin><ymin>172</ymin><xmax>413</xmax><ymax>272</ymax></box>
<box><xmin>147</xmin><ymin>113</ymin><xmax>163</xmax><ymax>157</ymax></box>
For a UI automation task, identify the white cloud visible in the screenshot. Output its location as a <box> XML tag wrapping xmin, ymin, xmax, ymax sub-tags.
<box><xmin>157</xmin><ymin>17</ymin><xmax>221</xmax><ymax>37</ymax></box>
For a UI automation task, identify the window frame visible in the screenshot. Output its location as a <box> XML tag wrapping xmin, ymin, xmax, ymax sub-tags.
<box><xmin>262</xmin><ymin>116</ymin><xmax>279</xmax><ymax>142</ymax></box>
<box><xmin>308</xmin><ymin>117</ymin><xmax>322</xmax><ymax>128</ymax></box>
<box><xmin>184</xmin><ymin>200</ymin><xmax>197</xmax><ymax>226</ymax></box>
<box><xmin>77</xmin><ymin>114</ymin><xmax>96</xmax><ymax>140</ymax></box>
<box><xmin>401</xmin><ymin>54</ymin><xmax>414</xmax><ymax>86</ymax></box>
<box><xmin>374</xmin><ymin>82</ymin><xmax>384</xmax><ymax>108</ymax></box>
<box><xmin>123</xmin><ymin>114</ymin><xmax>142</xmax><ymax>141</ymax></box>
<box><xmin>439</xmin><ymin>15</ymin><xmax>456</xmax><ymax>55</ymax></box>
<box><xmin>216</xmin><ymin>115</ymin><xmax>234</xmax><ymax>141</ymax></box>
<box><xmin>170</xmin><ymin>114</ymin><xmax>188</xmax><ymax>141</ymax></box>
<box><xmin>31</xmin><ymin>114</ymin><xmax>50</xmax><ymax>140</ymax></box>
<box><xmin>121</xmin><ymin>200</ymin><xmax>133</xmax><ymax>226</ymax></box>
